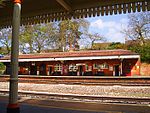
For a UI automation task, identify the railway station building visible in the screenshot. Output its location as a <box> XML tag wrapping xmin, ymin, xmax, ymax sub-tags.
<box><xmin>0</xmin><ymin>49</ymin><xmax>140</xmax><ymax>76</ymax></box>
<box><xmin>0</xmin><ymin>0</ymin><xmax>148</xmax><ymax>112</ymax></box>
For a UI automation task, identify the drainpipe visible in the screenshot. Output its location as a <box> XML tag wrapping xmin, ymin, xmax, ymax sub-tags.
<box><xmin>7</xmin><ymin>0</ymin><xmax>21</xmax><ymax>113</ymax></box>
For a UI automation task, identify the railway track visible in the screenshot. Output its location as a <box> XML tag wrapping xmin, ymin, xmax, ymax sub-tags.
<box><xmin>0</xmin><ymin>90</ymin><xmax>150</xmax><ymax>105</ymax></box>
<box><xmin>0</xmin><ymin>75</ymin><xmax>150</xmax><ymax>86</ymax></box>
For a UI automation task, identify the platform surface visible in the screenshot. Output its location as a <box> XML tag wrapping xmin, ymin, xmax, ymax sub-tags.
<box><xmin>1</xmin><ymin>96</ymin><xmax>150</xmax><ymax>113</ymax></box>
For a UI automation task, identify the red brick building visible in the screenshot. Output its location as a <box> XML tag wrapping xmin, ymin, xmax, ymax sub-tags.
<box><xmin>0</xmin><ymin>50</ymin><xmax>140</xmax><ymax>76</ymax></box>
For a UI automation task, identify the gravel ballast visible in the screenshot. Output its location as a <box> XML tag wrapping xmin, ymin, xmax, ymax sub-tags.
<box><xmin>0</xmin><ymin>82</ymin><xmax>150</xmax><ymax>98</ymax></box>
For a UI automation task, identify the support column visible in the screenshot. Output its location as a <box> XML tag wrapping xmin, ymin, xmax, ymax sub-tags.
<box><xmin>7</xmin><ymin>0</ymin><xmax>21</xmax><ymax>113</ymax></box>
<box><xmin>120</xmin><ymin>59</ymin><xmax>123</xmax><ymax>76</ymax></box>
<box><xmin>37</xmin><ymin>66</ymin><xmax>39</xmax><ymax>75</ymax></box>
<box><xmin>136</xmin><ymin>57</ymin><xmax>141</xmax><ymax>75</ymax></box>
<box><xmin>46</xmin><ymin>65</ymin><xmax>49</xmax><ymax>76</ymax></box>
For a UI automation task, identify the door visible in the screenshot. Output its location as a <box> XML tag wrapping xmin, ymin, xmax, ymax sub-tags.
<box><xmin>115</xmin><ymin>65</ymin><xmax>119</xmax><ymax>76</ymax></box>
<box><xmin>40</xmin><ymin>64</ymin><xmax>46</xmax><ymax>75</ymax></box>
<box><xmin>5</xmin><ymin>64</ymin><xmax>11</xmax><ymax>75</ymax></box>
<box><xmin>30</xmin><ymin>65</ymin><xmax>37</xmax><ymax>75</ymax></box>
<box><xmin>49</xmin><ymin>66</ymin><xmax>53</xmax><ymax>75</ymax></box>
<box><xmin>79</xmin><ymin>65</ymin><xmax>83</xmax><ymax>76</ymax></box>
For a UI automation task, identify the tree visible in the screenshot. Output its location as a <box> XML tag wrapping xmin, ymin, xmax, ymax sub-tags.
<box><xmin>0</xmin><ymin>28</ymin><xmax>12</xmax><ymax>55</ymax></box>
<box><xmin>58</xmin><ymin>19</ymin><xmax>89</xmax><ymax>51</ymax></box>
<box><xmin>19</xmin><ymin>23</ymin><xmax>59</xmax><ymax>53</ymax></box>
<box><xmin>0</xmin><ymin>0</ymin><xmax>4</xmax><ymax>5</ymax></box>
<box><xmin>85</xmin><ymin>33</ymin><xmax>107</xmax><ymax>49</ymax></box>
<box><xmin>32</xmin><ymin>23</ymin><xmax>59</xmax><ymax>53</ymax></box>
<box><xmin>19</xmin><ymin>25</ymin><xmax>35</xmax><ymax>53</ymax></box>
<box><xmin>123</xmin><ymin>12</ymin><xmax>150</xmax><ymax>46</ymax></box>
<box><xmin>122</xmin><ymin>12</ymin><xmax>150</xmax><ymax>63</ymax></box>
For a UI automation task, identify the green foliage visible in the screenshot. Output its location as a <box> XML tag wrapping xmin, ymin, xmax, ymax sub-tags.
<box><xmin>0</xmin><ymin>28</ymin><xmax>11</xmax><ymax>55</ymax></box>
<box><xmin>0</xmin><ymin>0</ymin><xmax>4</xmax><ymax>4</ymax></box>
<box><xmin>124</xmin><ymin>12</ymin><xmax>150</xmax><ymax>63</ymax></box>
<box><xmin>91</xmin><ymin>43</ymin><xmax>110</xmax><ymax>50</ymax></box>
<box><xmin>18</xmin><ymin>19</ymin><xmax>89</xmax><ymax>53</ymax></box>
<box><xmin>82</xmin><ymin>33</ymin><xmax>107</xmax><ymax>50</ymax></box>
<box><xmin>0</xmin><ymin>62</ymin><xmax>3</xmax><ymax>66</ymax></box>
<box><xmin>0</xmin><ymin>62</ymin><xmax>5</xmax><ymax>75</ymax></box>
<box><xmin>58</xmin><ymin>19</ymin><xmax>89</xmax><ymax>51</ymax></box>
<box><xmin>0</xmin><ymin>62</ymin><xmax>5</xmax><ymax>69</ymax></box>
<box><xmin>128</xmin><ymin>42</ymin><xmax>150</xmax><ymax>63</ymax></box>
<box><xmin>107</xmin><ymin>42</ymin><xmax>127</xmax><ymax>50</ymax></box>
<box><xmin>19</xmin><ymin>23</ymin><xmax>59</xmax><ymax>53</ymax></box>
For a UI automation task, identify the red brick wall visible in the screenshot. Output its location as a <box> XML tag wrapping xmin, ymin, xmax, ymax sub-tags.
<box><xmin>141</xmin><ymin>63</ymin><xmax>150</xmax><ymax>76</ymax></box>
<box><xmin>122</xmin><ymin>59</ymin><xmax>140</xmax><ymax>76</ymax></box>
<box><xmin>18</xmin><ymin>59</ymin><xmax>140</xmax><ymax>76</ymax></box>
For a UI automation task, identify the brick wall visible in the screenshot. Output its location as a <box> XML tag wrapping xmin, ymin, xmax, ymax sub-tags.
<box><xmin>141</xmin><ymin>63</ymin><xmax>150</xmax><ymax>76</ymax></box>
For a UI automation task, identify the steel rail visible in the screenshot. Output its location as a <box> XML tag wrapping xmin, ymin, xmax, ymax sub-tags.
<box><xmin>1</xmin><ymin>75</ymin><xmax>150</xmax><ymax>86</ymax></box>
<box><xmin>0</xmin><ymin>90</ymin><xmax>150</xmax><ymax>104</ymax></box>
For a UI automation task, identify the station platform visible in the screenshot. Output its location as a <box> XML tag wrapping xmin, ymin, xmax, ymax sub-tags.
<box><xmin>2</xmin><ymin>75</ymin><xmax>150</xmax><ymax>78</ymax></box>
<box><xmin>1</xmin><ymin>96</ymin><xmax>150</xmax><ymax>113</ymax></box>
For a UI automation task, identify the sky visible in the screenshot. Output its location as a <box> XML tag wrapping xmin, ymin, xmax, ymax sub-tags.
<box><xmin>86</xmin><ymin>14</ymin><xmax>129</xmax><ymax>43</ymax></box>
<box><xmin>0</xmin><ymin>12</ymin><xmax>134</xmax><ymax>49</ymax></box>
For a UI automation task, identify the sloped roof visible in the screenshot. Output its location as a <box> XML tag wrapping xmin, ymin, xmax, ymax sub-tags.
<box><xmin>1</xmin><ymin>50</ymin><xmax>139</xmax><ymax>60</ymax></box>
<box><xmin>0</xmin><ymin>0</ymin><xmax>149</xmax><ymax>28</ymax></box>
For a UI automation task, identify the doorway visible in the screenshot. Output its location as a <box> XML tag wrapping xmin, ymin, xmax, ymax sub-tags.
<box><xmin>49</xmin><ymin>66</ymin><xmax>53</xmax><ymax>75</ymax></box>
<box><xmin>30</xmin><ymin>65</ymin><xmax>37</xmax><ymax>75</ymax></box>
<box><xmin>114</xmin><ymin>65</ymin><xmax>119</xmax><ymax>76</ymax></box>
<box><xmin>39</xmin><ymin>64</ymin><xmax>46</xmax><ymax>75</ymax></box>
<box><xmin>78</xmin><ymin>65</ymin><xmax>84</xmax><ymax>76</ymax></box>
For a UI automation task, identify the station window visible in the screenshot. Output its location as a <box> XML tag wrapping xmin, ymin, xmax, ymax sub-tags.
<box><xmin>93</xmin><ymin>63</ymin><xmax>99</xmax><ymax>69</ymax></box>
<box><xmin>100</xmin><ymin>63</ymin><xmax>109</xmax><ymax>69</ymax></box>
<box><xmin>69</xmin><ymin>64</ymin><xmax>77</xmax><ymax>72</ymax></box>
<box><xmin>85</xmin><ymin>64</ymin><xmax>88</xmax><ymax>71</ymax></box>
<box><xmin>24</xmin><ymin>67</ymin><xmax>29</xmax><ymax>71</ymax></box>
<box><xmin>54</xmin><ymin>64</ymin><xmax>62</xmax><ymax>72</ymax></box>
<box><xmin>86</xmin><ymin>64</ymin><xmax>92</xmax><ymax>71</ymax></box>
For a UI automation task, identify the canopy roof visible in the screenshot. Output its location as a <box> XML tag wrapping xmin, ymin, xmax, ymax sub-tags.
<box><xmin>0</xmin><ymin>50</ymin><xmax>140</xmax><ymax>62</ymax></box>
<box><xmin>0</xmin><ymin>0</ymin><xmax>149</xmax><ymax>28</ymax></box>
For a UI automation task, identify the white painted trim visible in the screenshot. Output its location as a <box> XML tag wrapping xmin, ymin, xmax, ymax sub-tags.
<box><xmin>76</xmin><ymin>63</ymin><xmax>86</xmax><ymax>66</ymax></box>
<box><xmin>0</xmin><ymin>59</ymin><xmax>10</xmax><ymax>62</ymax></box>
<box><xmin>119</xmin><ymin>55</ymin><xmax>140</xmax><ymax>59</ymax></box>
<box><xmin>120</xmin><ymin>60</ymin><xmax>123</xmax><ymax>75</ymax></box>
<box><xmin>47</xmin><ymin>71</ymin><xmax>49</xmax><ymax>76</ymax></box>
<box><xmin>37</xmin><ymin>71</ymin><xmax>39</xmax><ymax>75</ymax></box>
<box><xmin>113</xmin><ymin>70</ymin><xmax>115</xmax><ymax>76</ymax></box>
<box><xmin>0</xmin><ymin>55</ymin><xmax>140</xmax><ymax>62</ymax></box>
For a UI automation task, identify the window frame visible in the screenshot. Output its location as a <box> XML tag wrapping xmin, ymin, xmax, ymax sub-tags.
<box><xmin>54</xmin><ymin>64</ymin><xmax>62</xmax><ymax>72</ymax></box>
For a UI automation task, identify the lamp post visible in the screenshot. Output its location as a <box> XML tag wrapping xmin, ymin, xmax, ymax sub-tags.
<box><xmin>7</xmin><ymin>0</ymin><xmax>21</xmax><ymax>113</ymax></box>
